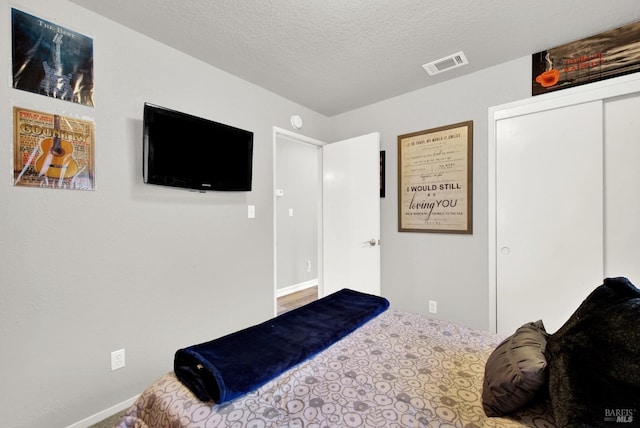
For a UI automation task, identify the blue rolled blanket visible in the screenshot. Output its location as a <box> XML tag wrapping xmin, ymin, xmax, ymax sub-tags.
<box><xmin>174</xmin><ymin>288</ymin><xmax>389</xmax><ymax>403</ymax></box>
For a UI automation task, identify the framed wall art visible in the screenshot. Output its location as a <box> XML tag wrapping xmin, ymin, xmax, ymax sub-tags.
<box><xmin>398</xmin><ymin>121</ymin><xmax>472</xmax><ymax>233</ymax></box>
<box><xmin>532</xmin><ymin>20</ymin><xmax>640</xmax><ymax>96</ymax></box>
<box><xmin>12</xmin><ymin>8</ymin><xmax>94</xmax><ymax>106</ymax></box>
<box><xmin>380</xmin><ymin>151</ymin><xmax>386</xmax><ymax>198</ymax></box>
<box><xmin>13</xmin><ymin>106</ymin><xmax>95</xmax><ymax>190</ymax></box>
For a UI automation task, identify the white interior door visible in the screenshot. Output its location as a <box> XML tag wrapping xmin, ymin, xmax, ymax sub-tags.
<box><xmin>322</xmin><ymin>133</ymin><xmax>381</xmax><ymax>297</ymax></box>
<box><xmin>496</xmin><ymin>101</ymin><xmax>603</xmax><ymax>335</ymax></box>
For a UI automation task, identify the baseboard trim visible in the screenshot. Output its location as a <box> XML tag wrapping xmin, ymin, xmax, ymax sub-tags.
<box><xmin>65</xmin><ymin>395</ymin><xmax>139</xmax><ymax>428</ymax></box>
<box><xmin>276</xmin><ymin>280</ymin><xmax>318</xmax><ymax>298</ymax></box>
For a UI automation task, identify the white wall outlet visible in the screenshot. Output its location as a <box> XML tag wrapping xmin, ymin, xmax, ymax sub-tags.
<box><xmin>111</xmin><ymin>348</ymin><xmax>125</xmax><ymax>371</ymax></box>
<box><xmin>247</xmin><ymin>205</ymin><xmax>255</xmax><ymax>218</ymax></box>
<box><xmin>428</xmin><ymin>300</ymin><xmax>438</xmax><ymax>314</ymax></box>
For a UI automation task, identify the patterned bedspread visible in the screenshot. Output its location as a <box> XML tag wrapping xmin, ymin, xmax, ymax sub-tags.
<box><xmin>116</xmin><ymin>310</ymin><xmax>555</xmax><ymax>427</ymax></box>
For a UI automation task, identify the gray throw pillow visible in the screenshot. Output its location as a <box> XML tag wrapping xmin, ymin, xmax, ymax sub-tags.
<box><xmin>482</xmin><ymin>320</ymin><xmax>549</xmax><ymax>417</ymax></box>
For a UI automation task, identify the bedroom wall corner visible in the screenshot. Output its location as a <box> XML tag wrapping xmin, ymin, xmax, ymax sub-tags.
<box><xmin>0</xmin><ymin>1</ymin><xmax>329</xmax><ymax>427</ymax></box>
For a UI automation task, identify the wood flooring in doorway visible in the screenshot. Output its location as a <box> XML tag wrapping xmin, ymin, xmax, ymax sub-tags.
<box><xmin>277</xmin><ymin>286</ymin><xmax>318</xmax><ymax>315</ymax></box>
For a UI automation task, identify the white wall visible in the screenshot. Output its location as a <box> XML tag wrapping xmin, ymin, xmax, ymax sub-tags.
<box><xmin>0</xmin><ymin>1</ymin><xmax>328</xmax><ymax>427</ymax></box>
<box><xmin>328</xmin><ymin>58</ymin><xmax>532</xmax><ymax>330</ymax></box>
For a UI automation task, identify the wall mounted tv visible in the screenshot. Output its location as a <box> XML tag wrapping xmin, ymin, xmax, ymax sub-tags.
<box><xmin>143</xmin><ymin>103</ymin><xmax>253</xmax><ymax>191</ymax></box>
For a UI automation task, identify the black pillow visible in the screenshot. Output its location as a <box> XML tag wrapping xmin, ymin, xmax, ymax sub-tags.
<box><xmin>482</xmin><ymin>320</ymin><xmax>549</xmax><ymax>416</ymax></box>
<box><xmin>546</xmin><ymin>277</ymin><xmax>640</xmax><ymax>428</ymax></box>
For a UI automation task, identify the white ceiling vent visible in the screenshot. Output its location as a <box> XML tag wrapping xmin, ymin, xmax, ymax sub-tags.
<box><xmin>422</xmin><ymin>51</ymin><xmax>469</xmax><ymax>76</ymax></box>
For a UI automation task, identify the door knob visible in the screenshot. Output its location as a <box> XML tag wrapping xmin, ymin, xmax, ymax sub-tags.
<box><xmin>364</xmin><ymin>239</ymin><xmax>377</xmax><ymax>247</ymax></box>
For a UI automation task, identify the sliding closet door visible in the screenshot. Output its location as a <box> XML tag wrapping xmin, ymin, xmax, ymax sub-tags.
<box><xmin>496</xmin><ymin>101</ymin><xmax>603</xmax><ymax>335</ymax></box>
<box><xmin>604</xmin><ymin>93</ymin><xmax>640</xmax><ymax>282</ymax></box>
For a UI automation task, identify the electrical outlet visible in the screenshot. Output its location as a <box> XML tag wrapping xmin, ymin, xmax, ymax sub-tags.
<box><xmin>111</xmin><ymin>348</ymin><xmax>125</xmax><ymax>371</ymax></box>
<box><xmin>428</xmin><ymin>300</ymin><xmax>438</xmax><ymax>314</ymax></box>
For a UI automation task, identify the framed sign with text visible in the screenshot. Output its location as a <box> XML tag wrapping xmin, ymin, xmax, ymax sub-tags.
<box><xmin>398</xmin><ymin>121</ymin><xmax>472</xmax><ymax>233</ymax></box>
<box><xmin>532</xmin><ymin>21</ymin><xmax>640</xmax><ymax>96</ymax></box>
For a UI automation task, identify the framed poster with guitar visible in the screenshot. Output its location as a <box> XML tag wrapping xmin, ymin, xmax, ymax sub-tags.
<box><xmin>13</xmin><ymin>107</ymin><xmax>95</xmax><ymax>191</ymax></box>
<box><xmin>11</xmin><ymin>8</ymin><xmax>94</xmax><ymax>107</ymax></box>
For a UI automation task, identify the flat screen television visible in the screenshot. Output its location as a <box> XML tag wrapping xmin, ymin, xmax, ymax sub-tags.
<box><xmin>143</xmin><ymin>103</ymin><xmax>253</xmax><ymax>191</ymax></box>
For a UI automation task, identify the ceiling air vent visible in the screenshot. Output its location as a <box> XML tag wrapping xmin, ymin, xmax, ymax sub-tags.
<box><xmin>422</xmin><ymin>51</ymin><xmax>469</xmax><ymax>76</ymax></box>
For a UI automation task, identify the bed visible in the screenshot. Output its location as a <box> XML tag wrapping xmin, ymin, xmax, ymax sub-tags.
<box><xmin>115</xmin><ymin>289</ymin><xmax>558</xmax><ymax>428</ymax></box>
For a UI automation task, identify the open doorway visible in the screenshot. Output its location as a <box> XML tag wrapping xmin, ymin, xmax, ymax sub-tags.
<box><xmin>273</xmin><ymin>127</ymin><xmax>381</xmax><ymax>316</ymax></box>
<box><xmin>273</xmin><ymin>128</ymin><xmax>324</xmax><ymax>315</ymax></box>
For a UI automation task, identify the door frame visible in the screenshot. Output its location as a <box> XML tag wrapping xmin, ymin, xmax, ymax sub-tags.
<box><xmin>273</xmin><ymin>127</ymin><xmax>326</xmax><ymax>316</ymax></box>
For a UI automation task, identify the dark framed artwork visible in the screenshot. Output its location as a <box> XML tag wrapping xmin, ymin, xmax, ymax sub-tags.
<box><xmin>532</xmin><ymin>20</ymin><xmax>640</xmax><ymax>96</ymax></box>
<box><xmin>12</xmin><ymin>8</ymin><xmax>94</xmax><ymax>106</ymax></box>
<box><xmin>380</xmin><ymin>151</ymin><xmax>386</xmax><ymax>198</ymax></box>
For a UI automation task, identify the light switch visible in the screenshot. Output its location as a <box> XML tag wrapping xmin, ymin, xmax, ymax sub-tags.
<box><xmin>248</xmin><ymin>205</ymin><xmax>255</xmax><ymax>218</ymax></box>
<box><xmin>289</xmin><ymin>208</ymin><xmax>294</xmax><ymax>217</ymax></box>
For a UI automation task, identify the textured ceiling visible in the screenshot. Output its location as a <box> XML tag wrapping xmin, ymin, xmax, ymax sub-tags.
<box><xmin>69</xmin><ymin>0</ymin><xmax>640</xmax><ymax>116</ymax></box>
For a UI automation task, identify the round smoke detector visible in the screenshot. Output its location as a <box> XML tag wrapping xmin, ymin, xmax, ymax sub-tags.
<box><xmin>290</xmin><ymin>115</ymin><xmax>303</xmax><ymax>130</ymax></box>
